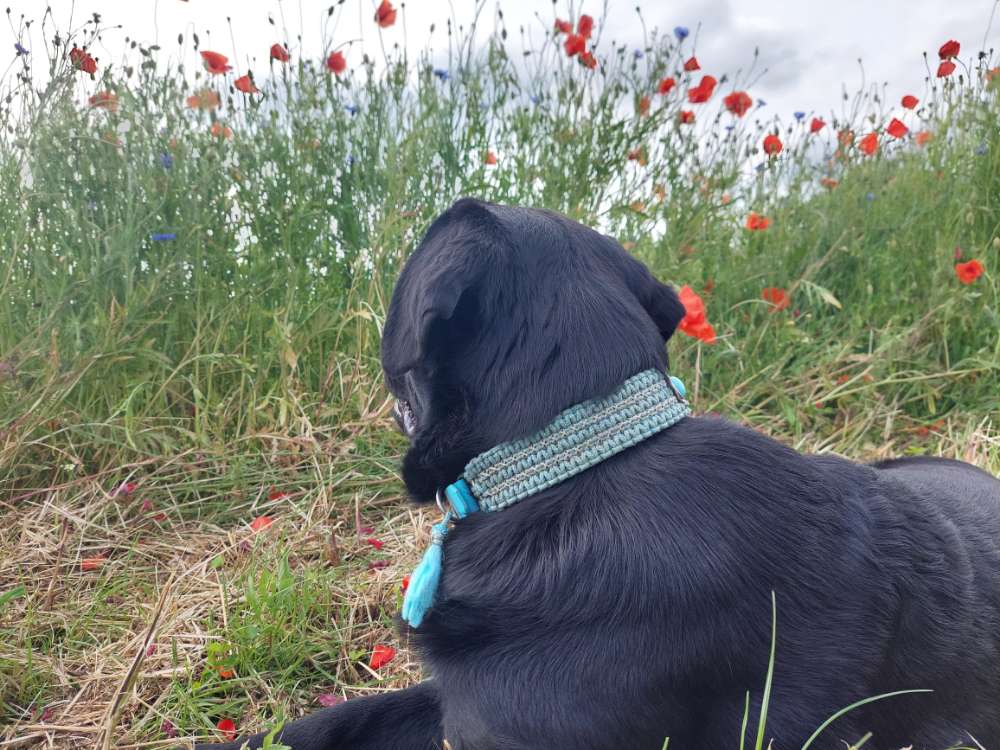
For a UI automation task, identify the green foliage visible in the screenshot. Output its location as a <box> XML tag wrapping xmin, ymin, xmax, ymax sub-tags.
<box><xmin>1</xmin><ymin>12</ymin><xmax>999</xmax><ymax>493</ymax></box>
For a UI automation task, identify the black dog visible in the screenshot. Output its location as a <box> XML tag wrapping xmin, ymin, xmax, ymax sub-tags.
<box><xmin>199</xmin><ymin>198</ymin><xmax>1000</xmax><ymax>749</ymax></box>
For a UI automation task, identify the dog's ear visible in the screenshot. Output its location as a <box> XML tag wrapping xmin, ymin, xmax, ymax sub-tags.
<box><xmin>381</xmin><ymin>264</ymin><xmax>472</xmax><ymax>377</ymax></box>
<box><xmin>608</xmin><ymin>243</ymin><xmax>685</xmax><ymax>342</ymax></box>
<box><xmin>591</xmin><ymin>231</ymin><xmax>686</xmax><ymax>343</ymax></box>
<box><xmin>381</xmin><ymin>215</ymin><xmax>488</xmax><ymax>377</ymax></box>
<box><xmin>633</xmin><ymin>268</ymin><xmax>686</xmax><ymax>342</ymax></box>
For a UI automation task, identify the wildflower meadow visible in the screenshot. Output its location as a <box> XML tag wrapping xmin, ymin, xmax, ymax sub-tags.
<box><xmin>0</xmin><ymin>1</ymin><xmax>998</xmax><ymax>747</ymax></box>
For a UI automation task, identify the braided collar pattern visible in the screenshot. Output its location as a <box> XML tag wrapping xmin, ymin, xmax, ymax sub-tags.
<box><xmin>457</xmin><ymin>369</ymin><xmax>689</xmax><ymax>513</ymax></box>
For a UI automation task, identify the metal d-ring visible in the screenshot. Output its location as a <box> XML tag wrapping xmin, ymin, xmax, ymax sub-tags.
<box><xmin>435</xmin><ymin>488</ymin><xmax>448</xmax><ymax>516</ymax></box>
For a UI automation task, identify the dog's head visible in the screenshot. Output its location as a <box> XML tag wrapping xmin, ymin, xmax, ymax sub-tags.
<box><xmin>381</xmin><ymin>198</ymin><xmax>686</xmax><ymax>502</ymax></box>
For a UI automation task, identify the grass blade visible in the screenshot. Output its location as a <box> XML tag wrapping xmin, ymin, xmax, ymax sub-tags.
<box><xmin>800</xmin><ymin>689</ymin><xmax>933</xmax><ymax>750</ymax></box>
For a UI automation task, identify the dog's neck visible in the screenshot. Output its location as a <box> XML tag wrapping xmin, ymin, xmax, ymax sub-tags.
<box><xmin>451</xmin><ymin>368</ymin><xmax>689</xmax><ymax>514</ymax></box>
<box><xmin>401</xmin><ymin>368</ymin><xmax>690</xmax><ymax>628</ymax></box>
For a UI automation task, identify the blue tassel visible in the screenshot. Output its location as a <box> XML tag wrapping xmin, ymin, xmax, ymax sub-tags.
<box><xmin>401</xmin><ymin>518</ymin><xmax>450</xmax><ymax>628</ymax></box>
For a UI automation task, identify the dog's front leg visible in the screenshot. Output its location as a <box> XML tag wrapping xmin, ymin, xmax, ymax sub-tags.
<box><xmin>194</xmin><ymin>682</ymin><xmax>442</xmax><ymax>750</ymax></box>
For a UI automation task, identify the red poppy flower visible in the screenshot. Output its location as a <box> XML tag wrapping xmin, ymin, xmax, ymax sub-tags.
<box><xmin>369</xmin><ymin>644</ymin><xmax>396</xmax><ymax>670</ymax></box>
<box><xmin>234</xmin><ymin>75</ymin><xmax>259</xmax><ymax>94</ymax></box>
<box><xmin>250</xmin><ymin>515</ymin><xmax>274</xmax><ymax>532</ymax></box>
<box><xmin>687</xmin><ymin>75</ymin><xmax>717</xmax><ymax>103</ymax></box>
<box><xmin>218</xmin><ymin>667</ymin><xmax>235</xmax><ymax>679</ymax></box>
<box><xmin>216</xmin><ymin>719</ymin><xmax>237</xmax><ymax>741</ymax></box>
<box><xmin>820</xmin><ymin>177</ymin><xmax>839</xmax><ymax>189</ymax></box>
<box><xmin>626</xmin><ymin>147</ymin><xmax>647</xmax><ymax>165</ymax></box>
<box><xmin>88</xmin><ymin>91</ymin><xmax>119</xmax><ymax>111</ymax></box>
<box><xmin>745</xmin><ymin>212</ymin><xmax>770</xmax><ymax>231</ymax></box>
<box><xmin>683</xmin><ymin>56</ymin><xmax>700</xmax><ymax>71</ymax></box>
<box><xmin>210</xmin><ymin>122</ymin><xmax>234</xmax><ymax>140</ymax></box>
<box><xmin>186</xmin><ymin>88</ymin><xmax>220</xmax><ymax>110</ymax></box>
<box><xmin>554</xmin><ymin>18</ymin><xmax>572</xmax><ymax>34</ymax></box>
<box><xmin>270</xmin><ymin>43</ymin><xmax>290</xmax><ymax>62</ymax></box>
<box><xmin>679</xmin><ymin>110</ymin><xmax>695</xmax><ymax>124</ymax></box>
<box><xmin>937</xmin><ymin>60</ymin><xmax>956</xmax><ymax>77</ymax></box>
<box><xmin>762</xmin><ymin>134</ymin><xmax>783</xmax><ymax>156</ymax></box>
<box><xmin>116</xmin><ymin>481</ymin><xmax>138</xmax><ymax>496</ymax></box>
<box><xmin>578</xmin><ymin>14</ymin><xmax>594</xmax><ymax>39</ymax></box>
<box><xmin>761</xmin><ymin>287</ymin><xmax>790</xmax><ymax>311</ymax></box>
<box><xmin>887</xmin><ymin>118</ymin><xmax>908</xmax><ymax>139</ymax></box>
<box><xmin>375</xmin><ymin>0</ymin><xmax>397</xmax><ymax>28</ymax></box>
<box><xmin>955</xmin><ymin>259</ymin><xmax>984</xmax><ymax>284</ymax></box>
<box><xmin>564</xmin><ymin>33</ymin><xmax>586</xmax><ymax>57</ymax></box>
<box><xmin>69</xmin><ymin>47</ymin><xmax>97</xmax><ymax>75</ymax></box>
<box><xmin>485</xmin><ymin>150</ymin><xmax>498</xmax><ymax>165</ymax></box>
<box><xmin>723</xmin><ymin>90</ymin><xmax>752</xmax><ymax>116</ymax></box>
<box><xmin>859</xmin><ymin>132</ymin><xmax>879</xmax><ymax>155</ymax></box>
<box><xmin>901</xmin><ymin>94</ymin><xmax>918</xmax><ymax>109</ymax></box>
<box><xmin>915</xmin><ymin>130</ymin><xmax>932</xmax><ymax>147</ymax></box>
<box><xmin>326</xmin><ymin>50</ymin><xmax>347</xmax><ymax>74</ymax></box>
<box><xmin>401</xmin><ymin>575</ymin><xmax>410</xmax><ymax>593</ymax></box>
<box><xmin>938</xmin><ymin>39</ymin><xmax>960</xmax><ymax>59</ymax></box>
<box><xmin>267</xmin><ymin>487</ymin><xmax>288</xmax><ymax>501</ymax></box>
<box><xmin>82</xmin><ymin>554</ymin><xmax>107</xmax><ymax>571</ymax></box>
<box><xmin>638</xmin><ymin>96</ymin><xmax>650</xmax><ymax>116</ymax></box>
<box><xmin>365</xmin><ymin>537</ymin><xmax>385</xmax><ymax>550</ymax></box>
<box><xmin>200</xmin><ymin>50</ymin><xmax>232</xmax><ymax>75</ymax></box>
<box><xmin>677</xmin><ymin>286</ymin><xmax>716</xmax><ymax>344</ymax></box>
<box><xmin>657</xmin><ymin>77</ymin><xmax>676</xmax><ymax>95</ymax></box>
<box><xmin>579</xmin><ymin>51</ymin><xmax>598</xmax><ymax>69</ymax></box>
<box><xmin>810</xmin><ymin>117</ymin><xmax>826</xmax><ymax>133</ymax></box>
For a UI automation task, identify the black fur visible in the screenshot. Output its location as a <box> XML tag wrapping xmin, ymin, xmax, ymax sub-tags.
<box><xmin>197</xmin><ymin>199</ymin><xmax>1000</xmax><ymax>750</ymax></box>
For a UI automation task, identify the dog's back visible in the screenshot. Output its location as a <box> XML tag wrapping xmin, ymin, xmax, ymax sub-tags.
<box><xmin>865</xmin><ymin>455</ymin><xmax>1000</xmax><ymax>747</ymax></box>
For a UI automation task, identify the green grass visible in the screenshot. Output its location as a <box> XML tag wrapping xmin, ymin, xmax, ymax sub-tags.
<box><xmin>0</xmin><ymin>3</ymin><xmax>999</xmax><ymax>747</ymax></box>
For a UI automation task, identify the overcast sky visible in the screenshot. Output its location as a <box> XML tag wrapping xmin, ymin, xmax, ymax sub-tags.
<box><xmin>4</xmin><ymin>1</ymin><xmax>999</xmax><ymax>123</ymax></box>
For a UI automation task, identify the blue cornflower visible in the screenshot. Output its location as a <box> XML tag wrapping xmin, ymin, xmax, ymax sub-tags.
<box><xmin>433</xmin><ymin>68</ymin><xmax>449</xmax><ymax>81</ymax></box>
<box><xmin>757</xmin><ymin>98</ymin><xmax>767</xmax><ymax>108</ymax></box>
<box><xmin>159</xmin><ymin>153</ymin><xmax>173</xmax><ymax>170</ymax></box>
<box><xmin>346</xmin><ymin>154</ymin><xmax>356</xmax><ymax>166</ymax></box>
<box><xmin>530</xmin><ymin>95</ymin><xmax>540</xmax><ymax>105</ymax></box>
<box><xmin>755</xmin><ymin>162</ymin><xmax>766</xmax><ymax>172</ymax></box>
<box><xmin>633</xmin><ymin>49</ymin><xmax>644</xmax><ymax>60</ymax></box>
<box><xmin>674</xmin><ymin>26</ymin><xmax>689</xmax><ymax>41</ymax></box>
<box><xmin>793</xmin><ymin>111</ymin><xmax>805</xmax><ymax>121</ymax></box>
<box><xmin>14</xmin><ymin>43</ymin><xmax>28</xmax><ymax>56</ymax></box>
<box><xmin>151</xmin><ymin>232</ymin><xmax>177</xmax><ymax>241</ymax></box>
<box><xmin>725</xmin><ymin>124</ymin><xmax>736</xmax><ymax>132</ymax></box>
<box><xmin>865</xmin><ymin>192</ymin><xmax>876</xmax><ymax>202</ymax></box>
<box><xmin>344</xmin><ymin>104</ymin><xmax>359</xmax><ymax>115</ymax></box>
<box><xmin>975</xmin><ymin>142</ymin><xmax>988</xmax><ymax>156</ymax></box>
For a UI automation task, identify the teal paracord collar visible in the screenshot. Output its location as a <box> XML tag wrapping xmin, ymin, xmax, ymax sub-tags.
<box><xmin>401</xmin><ymin>369</ymin><xmax>691</xmax><ymax>628</ymax></box>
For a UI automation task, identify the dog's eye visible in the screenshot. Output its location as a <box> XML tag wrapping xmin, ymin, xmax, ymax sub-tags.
<box><xmin>392</xmin><ymin>399</ymin><xmax>418</xmax><ymax>437</ymax></box>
